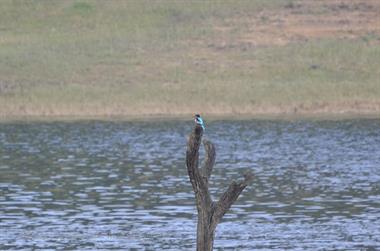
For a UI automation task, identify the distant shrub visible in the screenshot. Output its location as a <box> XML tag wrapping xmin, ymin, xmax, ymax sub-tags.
<box><xmin>69</xmin><ymin>2</ymin><xmax>94</xmax><ymax>15</ymax></box>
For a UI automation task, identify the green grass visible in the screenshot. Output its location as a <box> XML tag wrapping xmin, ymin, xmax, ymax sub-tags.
<box><xmin>0</xmin><ymin>0</ymin><xmax>379</xmax><ymax>117</ymax></box>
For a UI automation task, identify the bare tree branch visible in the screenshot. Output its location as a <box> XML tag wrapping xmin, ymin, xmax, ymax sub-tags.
<box><xmin>186</xmin><ymin>125</ymin><xmax>212</xmax><ymax>211</ymax></box>
<box><xmin>186</xmin><ymin>123</ymin><xmax>252</xmax><ymax>250</ymax></box>
<box><xmin>201</xmin><ymin>139</ymin><xmax>216</xmax><ymax>181</ymax></box>
<box><xmin>210</xmin><ymin>172</ymin><xmax>253</xmax><ymax>231</ymax></box>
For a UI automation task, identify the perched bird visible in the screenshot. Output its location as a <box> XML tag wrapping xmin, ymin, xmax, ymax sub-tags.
<box><xmin>194</xmin><ymin>114</ymin><xmax>205</xmax><ymax>131</ymax></box>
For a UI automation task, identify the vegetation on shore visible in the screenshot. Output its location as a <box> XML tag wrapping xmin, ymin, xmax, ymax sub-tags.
<box><xmin>1</xmin><ymin>0</ymin><xmax>379</xmax><ymax>118</ymax></box>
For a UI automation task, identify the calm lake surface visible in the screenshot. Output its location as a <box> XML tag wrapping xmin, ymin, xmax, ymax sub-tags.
<box><xmin>0</xmin><ymin>119</ymin><xmax>379</xmax><ymax>250</ymax></box>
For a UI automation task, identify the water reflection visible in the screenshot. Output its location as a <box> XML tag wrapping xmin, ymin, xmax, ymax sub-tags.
<box><xmin>0</xmin><ymin>119</ymin><xmax>379</xmax><ymax>250</ymax></box>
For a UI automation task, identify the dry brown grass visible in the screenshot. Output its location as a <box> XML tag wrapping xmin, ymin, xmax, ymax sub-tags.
<box><xmin>0</xmin><ymin>0</ymin><xmax>379</xmax><ymax>118</ymax></box>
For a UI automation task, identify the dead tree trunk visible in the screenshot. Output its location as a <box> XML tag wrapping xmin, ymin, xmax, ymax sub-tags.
<box><xmin>186</xmin><ymin>124</ymin><xmax>252</xmax><ymax>251</ymax></box>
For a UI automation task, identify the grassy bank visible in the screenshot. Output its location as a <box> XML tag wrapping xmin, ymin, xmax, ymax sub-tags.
<box><xmin>1</xmin><ymin>0</ymin><xmax>379</xmax><ymax>118</ymax></box>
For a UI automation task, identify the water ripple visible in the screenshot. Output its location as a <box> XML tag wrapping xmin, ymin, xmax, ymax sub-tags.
<box><xmin>0</xmin><ymin>119</ymin><xmax>379</xmax><ymax>250</ymax></box>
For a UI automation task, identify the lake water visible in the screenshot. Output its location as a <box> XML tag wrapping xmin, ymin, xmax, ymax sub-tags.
<box><xmin>0</xmin><ymin>119</ymin><xmax>379</xmax><ymax>250</ymax></box>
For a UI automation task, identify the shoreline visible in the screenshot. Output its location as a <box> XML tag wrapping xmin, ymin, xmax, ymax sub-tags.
<box><xmin>1</xmin><ymin>1</ymin><xmax>379</xmax><ymax>124</ymax></box>
<box><xmin>1</xmin><ymin>111</ymin><xmax>379</xmax><ymax>123</ymax></box>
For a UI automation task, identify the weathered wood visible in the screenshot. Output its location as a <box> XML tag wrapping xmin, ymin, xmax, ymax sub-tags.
<box><xmin>186</xmin><ymin>124</ymin><xmax>252</xmax><ymax>251</ymax></box>
<box><xmin>201</xmin><ymin>140</ymin><xmax>216</xmax><ymax>181</ymax></box>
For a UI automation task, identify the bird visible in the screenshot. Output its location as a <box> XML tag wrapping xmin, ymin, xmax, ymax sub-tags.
<box><xmin>194</xmin><ymin>114</ymin><xmax>205</xmax><ymax>131</ymax></box>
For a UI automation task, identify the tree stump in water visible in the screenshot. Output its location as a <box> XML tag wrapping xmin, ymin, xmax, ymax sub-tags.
<box><xmin>186</xmin><ymin>124</ymin><xmax>253</xmax><ymax>251</ymax></box>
